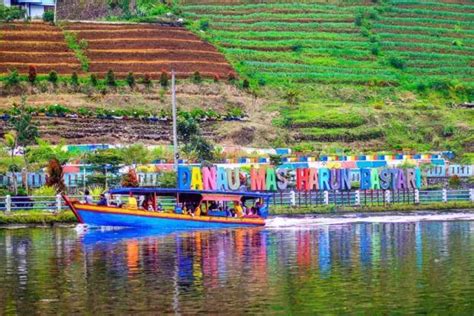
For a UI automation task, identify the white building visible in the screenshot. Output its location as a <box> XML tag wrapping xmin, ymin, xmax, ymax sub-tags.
<box><xmin>2</xmin><ymin>0</ymin><xmax>54</xmax><ymax>19</ymax></box>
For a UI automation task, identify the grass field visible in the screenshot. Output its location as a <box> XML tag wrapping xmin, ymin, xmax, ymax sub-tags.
<box><xmin>180</xmin><ymin>0</ymin><xmax>474</xmax><ymax>154</ymax></box>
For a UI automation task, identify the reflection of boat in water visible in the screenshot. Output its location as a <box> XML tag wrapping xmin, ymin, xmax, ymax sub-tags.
<box><xmin>79</xmin><ymin>226</ymin><xmax>223</xmax><ymax>245</ymax></box>
<box><xmin>63</xmin><ymin>188</ymin><xmax>270</xmax><ymax>229</ymax></box>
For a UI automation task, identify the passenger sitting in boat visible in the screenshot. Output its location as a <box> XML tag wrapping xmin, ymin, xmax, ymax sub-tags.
<box><xmin>194</xmin><ymin>204</ymin><xmax>201</xmax><ymax>216</ymax></box>
<box><xmin>97</xmin><ymin>194</ymin><xmax>107</xmax><ymax>206</ymax></box>
<box><xmin>146</xmin><ymin>201</ymin><xmax>154</xmax><ymax>211</ymax></box>
<box><xmin>84</xmin><ymin>190</ymin><xmax>93</xmax><ymax>204</ymax></box>
<box><xmin>127</xmin><ymin>193</ymin><xmax>138</xmax><ymax>209</ymax></box>
<box><xmin>157</xmin><ymin>202</ymin><xmax>163</xmax><ymax>212</ymax></box>
<box><xmin>138</xmin><ymin>195</ymin><xmax>146</xmax><ymax>209</ymax></box>
<box><xmin>234</xmin><ymin>201</ymin><xmax>244</xmax><ymax>217</ymax></box>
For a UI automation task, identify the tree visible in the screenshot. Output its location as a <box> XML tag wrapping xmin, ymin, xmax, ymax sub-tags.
<box><xmin>28</xmin><ymin>65</ymin><xmax>37</xmax><ymax>84</ymax></box>
<box><xmin>9</xmin><ymin>100</ymin><xmax>39</xmax><ymax>192</ymax></box>
<box><xmin>118</xmin><ymin>143</ymin><xmax>152</xmax><ymax>165</ymax></box>
<box><xmin>184</xmin><ymin>135</ymin><xmax>215</xmax><ymax>161</ymax></box>
<box><xmin>177</xmin><ymin>117</ymin><xmax>199</xmax><ymax>143</ymax></box>
<box><xmin>48</xmin><ymin>70</ymin><xmax>58</xmax><ymax>84</ymax></box>
<box><xmin>46</xmin><ymin>158</ymin><xmax>66</xmax><ymax>193</ymax></box>
<box><xmin>6</xmin><ymin>69</ymin><xmax>20</xmax><ymax>87</ymax></box>
<box><xmin>126</xmin><ymin>72</ymin><xmax>135</xmax><ymax>88</ymax></box>
<box><xmin>83</xmin><ymin>149</ymin><xmax>124</xmax><ymax>188</ymax></box>
<box><xmin>0</xmin><ymin>5</ymin><xmax>25</xmax><ymax>22</ymax></box>
<box><xmin>160</xmin><ymin>71</ymin><xmax>169</xmax><ymax>87</ymax></box>
<box><xmin>121</xmin><ymin>168</ymin><xmax>139</xmax><ymax>187</ymax></box>
<box><xmin>106</xmin><ymin>69</ymin><xmax>116</xmax><ymax>86</ymax></box>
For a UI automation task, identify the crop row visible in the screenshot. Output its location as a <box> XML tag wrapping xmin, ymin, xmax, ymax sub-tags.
<box><xmin>209</xmin><ymin>30</ymin><xmax>365</xmax><ymax>42</ymax></box>
<box><xmin>210</xmin><ymin>21</ymin><xmax>357</xmax><ymax>31</ymax></box>
<box><xmin>182</xmin><ymin>3</ymin><xmax>361</xmax><ymax>12</ymax></box>
<box><xmin>184</xmin><ymin>12</ymin><xmax>355</xmax><ymax>22</ymax></box>
<box><xmin>217</xmin><ymin>38</ymin><xmax>371</xmax><ymax>50</ymax></box>
<box><xmin>378</xmin><ymin>32</ymin><xmax>474</xmax><ymax>46</ymax></box>
<box><xmin>297</xmin><ymin>127</ymin><xmax>384</xmax><ymax>142</ymax></box>
<box><xmin>389</xmin><ymin>0</ymin><xmax>474</xmax><ymax>11</ymax></box>
<box><xmin>373</xmin><ymin>23</ymin><xmax>474</xmax><ymax>36</ymax></box>
<box><xmin>387</xmin><ymin>6</ymin><xmax>474</xmax><ymax>19</ymax></box>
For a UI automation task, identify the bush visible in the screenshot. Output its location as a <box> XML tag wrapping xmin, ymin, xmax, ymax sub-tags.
<box><xmin>6</xmin><ymin>69</ymin><xmax>20</xmax><ymax>86</ymax></box>
<box><xmin>160</xmin><ymin>71</ymin><xmax>169</xmax><ymax>87</ymax></box>
<box><xmin>126</xmin><ymin>72</ymin><xmax>135</xmax><ymax>87</ymax></box>
<box><xmin>0</xmin><ymin>5</ymin><xmax>25</xmax><ymax>22</ymax></box>
<box><xmin>105</xmin><ymin>69</ymin><xmax>116</xmax><ymax>86</ymax></box>
<box><xmin>199</xmin><ymin>18</ymin><xmax>209</xmax><ymax>31</ymax></box>
<box><xmin>90</xmin><ymin>73</ymin><xmax>98</xmax><ymax>86</ymax></box>
<box><xmin>42</xmin><ymin>10</ymin><xmax>54</xmax><ymax>23</ymax></box>
<box><xmin>28</xmin><ymin>65</ymin><xmax>37</xmax><ymax>84</ymax></box>
<box><xmin>213</xmin><ymin>74</ymin><xmax>219</xmax><ymax>82</ymax></box>
<box><xmin>448</xmin><ymin>175</ymin><xmax>461</xmax><ymax>189</ymax></box>
<box><xmin>48</xmin><ymin>70</ymin><xmax>58</xmax><ymax>84</ymax></box>
<box><xmin>192</xmin><ymin>71</ymin><xmax>202</xmax><ymax>83</ymax></box>
<box><xmin>371</xmin><ymin>46</ymin><xmax>380</xmax><ymax>56</ymax></box>
<box><xmin>388</xmin><ymin>56</ymin><xmax>406</xmax><ymax>70</ymax></box>
<box><xmin>142</xmin><ymin>73</ymin><xmax>152</xmax><ymax>87</ymax></box>
<box><xmin>242</xmin><ymin>79</ymin><xmax>250</xmax><ymax>89</ymax></box>
<box><xmin>71</xmin><ymin>72</ymin><xmax>79</xmax><ymax>86</ymax></box>
<box><xmin>442</xmin><ymin>125</ymin><xmax>455</xmax><ymax>137</ymax></box>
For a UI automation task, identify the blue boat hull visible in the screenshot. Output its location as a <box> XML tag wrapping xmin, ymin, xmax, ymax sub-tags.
<box><xmin>77</xmin><ymin>209</ymin><xmax>262</xmax><ymax>229</ymax></box>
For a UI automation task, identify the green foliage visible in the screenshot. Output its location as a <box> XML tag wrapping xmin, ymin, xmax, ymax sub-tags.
<box><xmin>71</xmin><ymin>72</ymin><xmax>79</xmax><ymax>86</ymax></box>
<box><xmin>160</xmin><ymin>71</ymin><xmax>169</xmax><ymax>87</ymax></box>
<box><xmin>126</xmin><ymin>72</ymin><xmax>135</xmax><ymax>88</ymax></box>
<box><xmin>105</xmin><ymin>69</ymin><xmax>116</xmax><ymax>86</ymax></box>
<box><xmin>184</xmin><ymin>135</ymin><xmax>215</xmax><ymax>162</ymax></box>
<box><xmin>388</xmin><ymin>56</ymin><xmax>407</xmax><ymax>70</ymax></box>
<box><xmin>89</xmin><ymin>74</ymin><xmax>98</xmax><ymax>86</ymax></box>
<box><xmin>158</xmin><ymin>171</ymin><xmax>177</xmax><ymax>188</ymax></box>
<box><xmin>448</xmin><ymin>175</ymin><xmax>461</xmax><ymax>189</ymax></box>
<box><xmin>177</xmin><ymin>117</ymin><xmax>199</xmax><ymax>143</ymax></box>
<box><xmin>192</xmin><ymin>71</ymin><xmax>202</xmax><ymax>83</ymax></box>
<box><xmin>32</xmin><ymin>185</ymin><xmax>57</xmax><ymax>197</ymax></box>
<box><xmin>5</xmin><ymin>69</ymin><xmax>20</xmax><ymax>87</ymax></box>
<box><xmin>48</xmin><ymin>70</ymin><xmax>58</xmax><ymax>84</ymax></box>
<box><xmin>9</xmin><ymin>102</ymin><xmax>38</xmax><ymax>147</ymax></box>
<box><xmin>0</xmin><ymin>4</ymin><xmax>25</xmax><ymax>22</ymax></box>
<box><xmin>63</xmin><ymin>31</ymin><xmax>89</xmax><ymax>71</ymax></box>
<box><xmin>42</xmin><ymin>10</ymin><xmax>54</xmax><ymax>23</ymax></box>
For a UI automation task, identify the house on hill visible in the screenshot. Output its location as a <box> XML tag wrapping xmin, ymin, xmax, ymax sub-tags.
<box><xmin>2</xmin><ymin>0</ymin><xmax>54</xmax><ymax>18</ymax></box>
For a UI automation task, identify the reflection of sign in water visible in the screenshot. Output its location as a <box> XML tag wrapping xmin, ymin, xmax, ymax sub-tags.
<box><xmin>178</xmin><ymin>166</ymin><xmax>422</xmax><ymax>191</ymax></box>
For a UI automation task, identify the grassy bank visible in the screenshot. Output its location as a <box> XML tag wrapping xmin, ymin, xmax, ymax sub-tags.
<box><xmin>0</xmin><ymin>211</ymin><xmax>77</xmax><ymax>225</ymax></box>
<box><xmin>270</xmin><ymin>201</ymin><xmax>474</xmax><ymax>215</ymax></box>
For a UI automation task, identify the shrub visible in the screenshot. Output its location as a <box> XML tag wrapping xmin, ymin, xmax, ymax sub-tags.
<box><xmin>0</xmin><ymin>5</ymin><xmax>25</xmax><ymax>22</ymax></box>
<box><xmin>448</xmin><ymin>175</ymin><xmax>461</xmax><ymax>189</ymax></box>
<box><xmin>371</xmin><ymin>46</ymin><xmax>380</xmax><ymax>56</ymax></box>
<box><xmin>442</xmin><ymin>125</ymin><xmax>455</xmax><ymax>137</ymax></box>
<box><xmin>199</xmin><ymin>18</ymin><xmax>209</xmax><ymax>31</ymax></box>
<box><xmin>242</xmin><ymin>79</ymin><xmax>250</xmax><ymax>89</ymax></box>
<box><xmin>70</xmin><ymin>72</ymin><xmax>79</xmax><ymax>86</ymax></box>
<box><xmin>126</xmin><ymin>72</ymin><xmax>135</xmax><ymax>87</ymax></box>
<box><xmin>28</xmin><ymin>65</ymin><xmax>37</xmax><ymax>84</ymax></box>
<box><xmin>388</xmin><ymin>56</ymin><xmax>406</xmax><ymax>70</ymax></box>
<box><xmin>105</xmin><ymin>69</ymin><xmax>116</xmax><ymax>86</ymax></box>
<box><xmin>6</xmin><ymin>69</ymin><xmax>20</xmax><ymax>86</ymax></box>
<box><xmin>142</xmin><ymin>73</ymin><xmax>152</xmax><ymax>87</ymax></box>
<box><xmin>213</xmin><ymin>74</ymin><xmax>219</xmax><ymax>82</ymax></box>
<box><xmin>192</xmin><ymin>71</ymin><xmax>202</xmax><ymax>83</ymax></box>
<box><xmin>90</xmin><ymin>74</ymin><xmax>98</xmax><ymax>86</ymax></box>
<box><xmin>48</xmin><ymin>70</ymin><xmax>58</xmax><ymax>84</ymax></box>
<box><xmin>160</xmin><ymin>71</ymin><xmax>169</xmax><ymax>87</ymax></box>
<box><xmin>42</xmin><ymin>10</ymin><xmax>54</xmax><ymax>23</ymax></box>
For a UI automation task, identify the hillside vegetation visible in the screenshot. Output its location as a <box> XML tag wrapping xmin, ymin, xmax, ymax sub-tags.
<box><xmin>181</xmin><ymin>0</ymin><xmax>474</xmax><ymax>154</ymax></box>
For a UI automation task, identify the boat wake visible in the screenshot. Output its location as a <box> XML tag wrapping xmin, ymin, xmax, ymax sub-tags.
<box><xmin>266</xmin><ymin>212</ymin><xmax>474</xmax><ymax>228</ymax></box>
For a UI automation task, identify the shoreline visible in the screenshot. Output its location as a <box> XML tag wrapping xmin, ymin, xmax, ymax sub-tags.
<box><xmin>0</xmin><ymin>202</ymin><xmax>472</xmax><ymax>228</ymax></box>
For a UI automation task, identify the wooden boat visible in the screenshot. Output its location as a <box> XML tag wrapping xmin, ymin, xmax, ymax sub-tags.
<box><xmin>63</xmin><ymin>188</ymin><xmax>270</xmax><ymax>228</ymax></box>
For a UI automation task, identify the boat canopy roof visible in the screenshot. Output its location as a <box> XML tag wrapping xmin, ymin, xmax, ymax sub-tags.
<box><xmin>108</xmin><ymin>187</ymin><xmax>271</xmax><ymax>199</ymax></box>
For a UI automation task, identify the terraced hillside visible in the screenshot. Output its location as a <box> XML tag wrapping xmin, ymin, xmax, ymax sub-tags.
<box><xmin>181</xmin><ymin>0</ymin><xmax>474</xmax><ymax>153</ymax></box>
<box><xmin>0</xmin><ymin>22</ymin><xmax>235</xmax><ymax>79</ymax></box>
<box><xmin>64</xmin><ymin>23</ymin><xmax>235</xmax><ymax>78</ymax></box>
<box><xmin>0</xmin><ymin>23</ymin><xmax>81</xmax><ymax>74</ymax></box>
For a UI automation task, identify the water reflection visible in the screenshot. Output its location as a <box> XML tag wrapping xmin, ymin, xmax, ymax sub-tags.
<box><xmin>0</xmin><ymin>221</ymin><xmax>473</xmax><ymax>314</ymax></box>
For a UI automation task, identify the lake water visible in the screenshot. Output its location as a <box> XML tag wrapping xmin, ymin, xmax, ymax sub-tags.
<box><xmin>0</xmin><ymin>214</ymin><xmax>473</xmax><ymax>314</ymax></box>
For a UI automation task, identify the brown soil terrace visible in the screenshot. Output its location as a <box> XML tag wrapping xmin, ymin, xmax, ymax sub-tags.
<box><xmin>0</xmin><ymin>22</ymin><xmax>235</xmax><ymax>78</ymax></box>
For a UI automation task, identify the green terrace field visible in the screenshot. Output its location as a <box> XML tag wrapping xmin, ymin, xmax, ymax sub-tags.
<box><xmin>180</xmin><ymin>0</ymin><xmax>474</xmax><ymax>154</ymax></box>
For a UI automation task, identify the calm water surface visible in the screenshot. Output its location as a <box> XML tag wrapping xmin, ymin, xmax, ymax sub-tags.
<box><xmin>0</xmin><ymin>218</ymin><xmax>473</xmax><ymax>314</ymax></box>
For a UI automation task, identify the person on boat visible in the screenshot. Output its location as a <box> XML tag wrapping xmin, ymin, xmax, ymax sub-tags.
<box><xmin>234</xmin><ymin>201</ymin><xmax>244</xmax><ymax>217</ymax></box>
<box><xmin>194</xmin><ymin>204</ymin><xmax>201</xmax><ymax>216</ymax></box>
<box><xmin>146</xmin><ymin>200</ymin><xmax>154</xmax><ymax>212</ymax></box>
<box><xmin>127</xmin><ymin>193</ymin><xmax>138</xmax><ymax>209</ymax></box>
<box><xmin>157</xmin><ymin>202</ymin><xmax>163</xmax><ymax>212</ymax></box>
<box><xmin>104</xmin><ymin>192</ymin><xmax>111</xmax><ymax>206</ymax></box>
<box><xmin>138</xmin><ymin>195</ymin><xmax>146</xmax><ymax>209</ymax></box>
<box><xmin>97</xmin><ymin>194</ymin><xmax>108</xmax><ymax>206</ymax></box>
<box><xmin>84</xmin><ymin>189</ymin><xmax>93</xmax><ymax>204</ymax></box>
